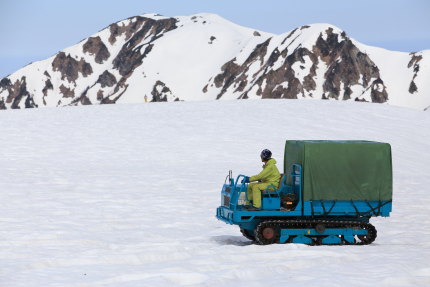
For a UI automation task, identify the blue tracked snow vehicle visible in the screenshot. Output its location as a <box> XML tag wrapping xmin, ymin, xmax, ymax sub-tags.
<box><xmin>216</xmin><ymin>140</ymin><xmax>393</xmax><ymax>245</ymax></box>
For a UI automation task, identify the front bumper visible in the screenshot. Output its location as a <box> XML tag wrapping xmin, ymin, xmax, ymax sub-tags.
<box><xmin>216</xmin><ymin>206</ymin><xmax>234</xmax><ymax>224</ymax></box>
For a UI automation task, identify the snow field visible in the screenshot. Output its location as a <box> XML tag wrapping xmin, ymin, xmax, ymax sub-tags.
<box><xmin>0</xmin><ymin>100</ymin><xmax>429</xmax><ymax>286</ymax></box>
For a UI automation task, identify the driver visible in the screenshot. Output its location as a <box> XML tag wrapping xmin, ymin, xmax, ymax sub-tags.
<box><xmin>244</xmin><ymin>149</ymin><xmax>281</xmax><ymax>210</ymax></box>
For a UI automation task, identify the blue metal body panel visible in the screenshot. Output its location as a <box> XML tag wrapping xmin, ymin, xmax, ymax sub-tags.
<box><xmin>279</xmin><ymin>228</ymin><xmax>367</xmax><ymax>244</ymax></box>
<box><xmin>303</xmin><ymin>200</ymin><xmax>392</xmax><ymax>217</ymax></box>
<box><xmin>216</xmin><ymin>164</ymin><xmax>392</xmax><ymax>227</ymax></box>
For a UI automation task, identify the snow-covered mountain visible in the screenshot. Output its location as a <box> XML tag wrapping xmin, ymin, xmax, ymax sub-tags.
<box><xmin>1</xmin><ymin>13</ymin><xmax>429</xmax><ymax>110</ymax></box>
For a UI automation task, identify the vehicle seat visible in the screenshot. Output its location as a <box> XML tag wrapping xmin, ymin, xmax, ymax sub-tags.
<box><xmin>262</xmin><ymin>174</ymin><xmax>284</xmax><ymax>193</ymax></box>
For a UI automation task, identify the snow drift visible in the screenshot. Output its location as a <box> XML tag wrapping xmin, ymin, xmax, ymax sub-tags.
<box><xmin>0</xmin><ymin>100</ymin><xmax>429</xmax><ymax>286</ymax></box>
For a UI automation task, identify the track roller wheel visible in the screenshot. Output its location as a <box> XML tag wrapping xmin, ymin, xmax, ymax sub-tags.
<box><xmin>315</xmin><ymin>223</ymin><xmax>326</xmax><ymax>234</ymax></box>
<box><xmin>255</xmin><ymin>221</ymin><xmax>279</xmax><ymax>245</ymax></box>
<box><xmin>357</xmin><ymin>223</ymin><xmax>377</xmax><ymax>245</ymax></box>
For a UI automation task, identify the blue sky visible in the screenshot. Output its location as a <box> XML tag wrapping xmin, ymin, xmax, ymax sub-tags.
<box><xmin>1</xmin><ymin>0</ymin><xmax>429</xmax><ymax>78</ymax></box>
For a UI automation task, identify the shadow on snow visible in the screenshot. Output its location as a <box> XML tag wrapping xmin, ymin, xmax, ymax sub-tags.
<box><xmin>211</xmin><ymin>235</ymin><xmax>253</xmax><ymax>246</ymax></box>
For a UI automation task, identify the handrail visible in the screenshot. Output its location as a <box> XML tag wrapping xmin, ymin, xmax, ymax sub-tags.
<box><xmin>230</xmin><ymin>174</ymin><xmax>248</xmax><ymax>210</ymax></box>
<box><xmin>290</xmin><ymin>164</ymin><xmax>303</xmax><ymax>212</ymax></box>
<box><xmin>233</xmin><ymin>174</ymin><xmax>247</xmax><ymax>190</ymax></box>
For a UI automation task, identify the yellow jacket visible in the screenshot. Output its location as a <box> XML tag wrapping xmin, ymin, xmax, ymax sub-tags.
<box><xmin>249</xmin><ymin>158</ymin><xmax>281</xmax><ymax>187</ymax></box>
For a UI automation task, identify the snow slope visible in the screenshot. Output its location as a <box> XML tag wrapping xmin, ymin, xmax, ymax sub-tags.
<box><xmin>0</xmin><ymin>100</ymin><xmax>429</xmax><ymax>286</ymax></box>
<box><xmin>119</xmin><ymin>14</ymin><xmax>272</xmax><ymax>104</ymax></box>
<box><xmin>354</xmin><ymin>42</ymin><xmax>430</xmax><ymax>109</ymax></box>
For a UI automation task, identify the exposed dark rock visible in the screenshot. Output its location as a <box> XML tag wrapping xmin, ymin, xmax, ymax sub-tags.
<box><xmin>210</xmin><ymin>33</ymin><xmax>319</xmax><ymax>100</ymax></box>
<box><xmin>100</xmin><ymin>84</ymin><xmax>129</xmax><ymax>104</ymax></box>
<box><xmin>253</xmin><ymin>31</ymin><xmax>261</xmax><ymax>36</ymax></box>
<box><xmin>0</xmin><ymin>98</ymin><xmax>6</xmax><ymax>110</ymax></box>
<box><xmin>313</xmin><ymin>28</ymin><xmax>387</xmax><ymax>102</ymax></box>
<box><xmin>0</xmin><ymin>77</ymin><xmax>11</xmax><ymax>91</ymax></box>
<box><xmin>151</xmin><ymin>80</ymin><xmax>175</xmax><ymax>102</ymax></box>
<box><xmin>408</xmin><ymin>53</ymin><xmax>422</xmax><ymax>69</ymax></box>
<box><xmin>256</xmin><ymin>47</ymin><xmax>316</xmax><ymax>99</ymax></box>
<box><xmin>303</xmin><ymin>65</ymin><xmax>317</xmax><ymax>93</ymax></box>
<box><xmin>112</xmin><ymin>17</ymin><xmax>177</xmax><ymax>77</ymax></box>
<box><xmin>343</xmin><ymin>86</ymin><xmax>352</xmax><ymax>100</ymax></box>
<box><xmin>5</xmin><ymin>76</ymin><xmax>35</xmax><ymax>109</ymax></box>
<box><xmin>25</xmin><ymin>95</ymin><xmax>37</xmax><ymax>108</ymax></box>
<box><xmin>235</xmin><ymin>79</ymin><xmax>248</xmax><ymax>93</ymax></box>
<box><xmin>408</xmin><ymin>53</ymin><xmax>422</xmax><ymax>94</ymax></box>
<box><xmin>42</xmin><ymin>79</ymin><xmax>53</xmax><ymax>97</ymax></box>
<box><xmin>59</xmin><ymin>84</ymin><xmax>75</xmax><ymax>98</ymax></box>
<box><xmin>116</xmin><ymin>43</ymin><xmax>154</xmax><ymax>77</ymax></box>
<box><xmin>100</xmin><ymin>97</ymin><xmax>115</xmax><ymax>104</ymax></box>
<box><xmin>202</xmin><ymin>84</ymin><xmax>208</xmax><ymax>93</ymax></box>
<box><xmin>207</xmin><ymin>26</ymin><xmax>388</xmax><ymax>103</ymax></box>
<box><xmin>95</xmin><ymin>75</ymin><xmax>130</xmax><ymax>104</ymax></box>
<box><xmin>355</xmin><ymin>97</ymin><xmax>368</xmax><ymax>102</ymax></box>
<box><xmin>209</xmin><ymin>36</ymin><xmax>216</xmax><ymax>44</ymax></box>
<box><xmin>52</xmin><ymin>52</ymin><xmax>93</xmax><ymax>83</ymax></box>
<box><xmin>80</xmin><ymin>96</ymin><xmax>92</xmax><ymax>105</ymax></box>
<box><xmin>313</xmin><ymin>28</ymin><xmax>341</xmax><ymax>62</ymax></box>
<box><xmin>44</xmin><ymin>71</ymin><xmax>51</xmax><ymax>78</ymax></box>
<box><xmin>212</xmin><ymin>38</ymin><xmax>272</xmax><ymax>99</ymax></box>
<box><xmin>248</xmin><ymin>38</ymin><xmax>271</xmax><ymax>66</ymax></box>
<box><xmin>83</xmin><ymin>36</ymin><xmax>111</xmax><ymax>64</ymax></box>
<box><xmin>281</xmin><ymin>28</ymin><xmax>298</xmax><ymax>45</ymax></box>
<box><xmin>409</xmin><ymin>80</ymin><xmax>418</xmax><ymax>94</ymax></box>
<box><xmin>242</xmin><ymin>45</ymin><xmax>316</xmax><ymax>100</ymax></box>
<box><xmin>97</xmin><ymin>70</ymin><xmax>117</xmax><ymax>88</ymax></box>
<box><xmin>113</xmin><ymin>77</ymin><xmax>128</xmax><ymax>94</ymax></box>
<box><xmin>213</xmin><ymin>59</ymin><xmax>242</xmax><ymax>98</ymax></box>
<box><xmin>97</xmin><ymin>90</ymin><xmax>104</xmax><ymax>101</ymax></box>
<box><xmin>69</xmin><ymin>86</ymin><xmax>96</xmax><ymax>106</ymax></box>
<box><xmin>78</xmin><ymin>87</ymin><xmax>92</xmax><ymax>105</ymax></box>
<box><xmin>370</xmin><ymin>78</ymin><xmax>388</xmax><ymax>103</ymax></box>
<box><xmin>109</xmin><ymin>17</ymin><xmax>146</xmax><ymax>45</ymax></box>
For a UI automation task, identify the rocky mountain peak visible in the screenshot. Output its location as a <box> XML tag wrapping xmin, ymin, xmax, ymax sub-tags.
<box><xmin>0</xmin><ymin>14</ymin><xmax>428</xmax><ymax>110</ymax></box>
<box><xmin>204</xmin><ymin>23</ymin><xmax>389</xmax><ymax>103</ymax></box>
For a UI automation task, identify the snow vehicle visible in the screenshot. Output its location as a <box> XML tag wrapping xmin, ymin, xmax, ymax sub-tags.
<box><xmin>216</xmin><ymin>140</ymin><xmax>393</xmax><ymax>245</ymax></box>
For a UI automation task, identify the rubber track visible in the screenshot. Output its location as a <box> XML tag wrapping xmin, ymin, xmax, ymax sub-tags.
<box><xmin>240</xmin><ymin>228</ymin><xmax>256</xmax><ymax>241</ymax></box>
<box><xmin>254</xmin><ymin>219</ymin><xmax>377</xmax><ymax>245</ymax></box>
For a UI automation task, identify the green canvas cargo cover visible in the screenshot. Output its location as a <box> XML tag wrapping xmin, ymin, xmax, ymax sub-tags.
<box><xmin>284</xmin><ymin>140</ymin><xmax>392</xmax><ymax>201</ymax></box>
